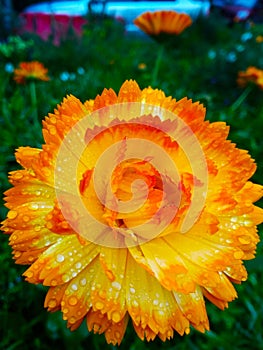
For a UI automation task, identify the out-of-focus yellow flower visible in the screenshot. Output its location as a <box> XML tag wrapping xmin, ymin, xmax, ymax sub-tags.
<box><xmin>256</xmin><ymin>35</ymin><xmax>263</xmax><ymax>43</ymax></box>
<box><xmin>14</xmin><ymin>61</ymin><xmax>49</xmax><ymax>84</ymax></box>
<box><xmin>2</xmin><ymin>80</ymin><xmax>263</xmax><ymax>345</ymax></box>
<box><xmin>138</xmin><ymin>62</ymin><xmax>147</xmax><ymax>70</ymax></box>
<box><xmin>237</xmin><ymin>66</ymin><xmax>263</xmax><ymax>89</ymax></box>
<box><xmin>134</xmin><ymin>10</ymin><xmax>192</xmax><ymax>36</ymax></box>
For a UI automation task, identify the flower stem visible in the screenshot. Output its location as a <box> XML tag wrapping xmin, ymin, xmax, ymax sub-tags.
<box><xmin>151</xmin><ymin>44</ymin><xmax>164</xmax><ymax>87</ymax></box>
<box><xmin>231</xmin><ymin>84</ymin><xmax>253</xmax><ymax>111</ymax></box>
<box><xmin>29</xmin><ymin>80</ymin><xmax>39</xmax><ymax>129</ymax></box>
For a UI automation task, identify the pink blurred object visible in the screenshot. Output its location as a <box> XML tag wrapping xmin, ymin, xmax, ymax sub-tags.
<box><xmin>19</xmin><ymin>12</ymin><xmax>88</xmax><ymax>44</ymax></box>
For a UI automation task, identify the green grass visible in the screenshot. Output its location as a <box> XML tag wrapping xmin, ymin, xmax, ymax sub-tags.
<box><xmin>0</xmin><ymin>11</ymin><xmax>263</xmax><ymax>350</ymax></box>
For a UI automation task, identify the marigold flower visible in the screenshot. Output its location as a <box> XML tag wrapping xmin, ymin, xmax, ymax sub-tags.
<box><xmin>237</xmin><ymin>66</ymin><xmax>263</xmax><ymax>90</ymax></box>
<box><xmin>14</xmin><ymin>61</ymin><xmax>50</xmax><ymax>84</ymax></box>
<box><xmin>134</xmin><ymin>10</ymin><xmax>192</xmax><ymax>36</ymax></box>
<box><xmin>2</xmin><ymin>80</ymin><xmax>263</xmax><ymax>345</ymax></box>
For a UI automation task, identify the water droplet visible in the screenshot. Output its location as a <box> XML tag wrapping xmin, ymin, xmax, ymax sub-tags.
<box><xmin>111</xmin><ymin>311</ymin><xmax>121</xmax><ymax>323</ymax></box>
<box><xmin>56</xmin><ymin>254</ymin><xmax>65</xmax><ymax>263</ymax></box>
<box><xmin>112</xmin><ymin>281</ymin><xmax>121</xmax><ymax>291</ymax></box>
<box><xmin>26</xmin><ymin>271</ymin><xmax>34</xmax><ymax>278</ymax></box>
<box><xmin>129</xmin><ymin>287</ymin><xmax>135</xmax><ymax>294</ymax></box>
<box><xmin>80</xmin><ymin>278</ymin><xmax>87</xmax><ymax>286</ymax></box>
<box><xmin>48</xmin><ymin>298</ymin><xmax>57</xmax><ymax>308</ymax></box>
<box><xmin>8</xmin><ymin>210</ymin><xmax>18</xmax><ymax>219</ymax></box>
<box><xmin>29</xmin><ymin>203</ymin><xmax>39</xmax><ymax>210</ymax></box>
<box><xmin>63</xmin><ymin>307</ymin><xmax>69</xmax><ymax>314</ymax></box>
<box><xmin>71</xmin><ymin>284</ymin><xmax>78</xmax><ymax>291</ymax></box>
<box><xmin>238</xmin><ymin>236</ymin><xmax>251</xmax><ymax>245</ymax></box>
<box><xmin>69</xmin><ymin>316</ymin><xmax>76</xmax><ymax>324</ymax></box>
<box><xmin>75</xmin><ymin>262</ymin><xmax>82</xmax><ymax>269</ymax></box>
<box><xmin>51</xmin><ymin>279</ymin><xmax>58</xmax><ymax>286</ymax></box>
<box><xmin>93</xmin><ymin>323</ymin><xmax>100</xmax><ymax>332</ymax></box>
<box><xmin>243</xmin><ymin>220</ymin><xmax>253</xmax><ymax>227</ymax></box>
<box><xmin>132</xmin><ymin>300</ymin><xmax>139</xmax><ymax>308</ymax></box>
<box><xmin>13</xmin><ymin>172</ymin><xmax>23</xmax><ymax>179</ymax></box>
<box><xmin>185</xmin><ymin>327</ymin><xmax>190</xmax><ymax>335</ymax></box>
<box><xmin>68</xmin><ymin>296</ymin><xmax>78</xmax><ymax>306</ymax></box>
<box><xmin>34</xmin><ymin>225</ymin><xmax>41</xmax><ymax>232</ymax></box>
<box><xmin>231</xmin><ymin>216</ymin><xmax>238</xmax><ymax>223</ymax></box>
<box><xmin>62</xmin><ymin>274</ymin><xmax>70</xmax><ymax>283</ymax></box>
<box><xmin>95</xmin><ymin>301</ymin><xmax>104</xmax><ymax>310</ymax></box>
<box><xmin>153</xmin><ymin>299</ymin><xmax>159</xmax><ymax>306</ymax></box>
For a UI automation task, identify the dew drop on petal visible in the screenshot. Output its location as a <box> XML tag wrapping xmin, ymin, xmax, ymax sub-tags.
<box><xmin>111</xmin><ymin>311</ymin><xmax>121</xmax><ymax>323</ymax></box>
<box><xmin>51</xmin><ymin>279</ymin><xmax>58</xmax><ymax>286</ymax></box>
<box><xmin>68</xmin><ymin>296</ymin><xmax>78</xmax><ymax>306</ymax></box>
<box><xmin>71</xmin><ymin>284</ymin><xmax>78</xmax><ymax>291</ymax></box>
<box><xmin>29</xmin><ymin>203</ymin><xmax>39</xmax><ymax>210</ymax></box>
<box><xmin>80</xmin><ymin>278</ymin><xmax>87</xmax><ymax>286</ymax></box>
<box><xmin>129</xmin><ymin>287</ymin><xmax>136</xmax><ymax>294</ymax></box>
<box><xmin>95</xmin><ymin>301</ymin><xmax>104</xmax><ymax>310</ymax></box>
<box><xmin>26</xmin><ymin>271</ymin><xmax>34</xmax><ymax>278</ymax></box>
<box><xmin>112</xmin><ymin>281</ymin><xmax>121</xmax><ymax>291</ymax></box>
<box><xmin>75</xmin><ymin>262</ymin><xmax>82</xmax><ymax>269</ymax></box>
<box><xmin>56</xmin><ymin>254</ymin><xmax>65</xmax><ymax>263</ymax></box>
<box><xmin>62</xmin><ymin>274</ymin><xmax>70</xmax><ymax>283</ymax></box>
<box><xmin>238</xmin><ymin>236</ymin><xmax>251</xmax><ymax>244</ymax></box>
<box><xmin>69</xmin><ymin>316</ymin><xmax>76</xmax><ymax>324</ymax></box>
<box><xmin>185</xmin><ymin>327</ymin><xmax>190</xmax><ymax>335</ymax></box>
<box><xmin>132</xmin><ymin>300</ymin><xmax>139</xmax><ymax>308</ymax></box>
<box><xmin>93</xmin><ymin>323</ymin><xmax>100</xmax><ymax>332</ymax></box>
<box><xmin>8</xmin><ymin>210</ymin><xmax>18</xmax><ymax>219</ymax></box>
<box><xmin>48</xmin><ymin>298</ymin><xmax>57</xmax><ymax>308</ymax></box>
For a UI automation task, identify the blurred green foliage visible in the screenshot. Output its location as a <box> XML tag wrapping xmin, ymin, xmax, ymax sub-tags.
<box><xmin>0</xmin><ymin>10</ymin><xmax>263</xmax><ymax>350</ymax></box>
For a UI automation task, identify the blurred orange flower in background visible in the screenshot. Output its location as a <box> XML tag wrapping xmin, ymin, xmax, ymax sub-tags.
<box><xmin>2</xmin><ymin>80</ymin><xmax>263</xmax><ymax>345</ymax></box>
<box><xmin>14</xmin><ymin>61</ymin><xmax>50</xmax><ymax>84</ymax></box>
<box><xmin>237</xmin><ymin>66</ymin><xmax>263</xmax><ymax>90</ymax></box>
<box><xmin>134</xmin><ymin>10</ymin><xmax>192</xmax><ymax>36</ymax></box>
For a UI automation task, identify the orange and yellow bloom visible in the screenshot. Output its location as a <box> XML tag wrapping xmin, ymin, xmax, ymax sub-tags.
<box><xmin>134</xmin><ymin>10</ymin><xmax>192</xmax><ymax>36</ymax></box>
<box><xmin>14</xmin><ymin>61</ymin><xmax>49</xmax><ymax>84</ymax></box>
<box><xmin>237</xmin><ymin>66</ymin><xmax>263</xmax><ymax>90</ymax></box>
<box><xmin>2</xmin><ymin>80</ymin><xmax>263</xmax><ymax>345</ymax></box>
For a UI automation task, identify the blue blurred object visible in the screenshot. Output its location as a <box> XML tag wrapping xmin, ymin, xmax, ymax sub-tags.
<box><xmin>212</xmin><ymin>0</ymin><xmax>258</xmax><ymax>21</ymax></box>
<box><xmin>21</xmin><ymin>0</ymin><xmax>211</xmax><ymax>33</ymax></box>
